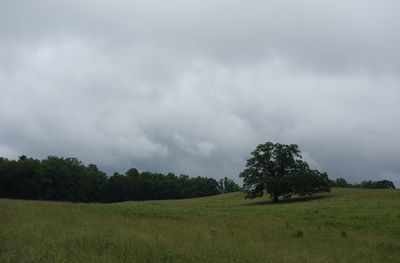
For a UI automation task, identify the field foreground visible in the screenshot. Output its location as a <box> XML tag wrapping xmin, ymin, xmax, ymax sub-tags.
<box><xmin>1</xmin><ymin>188</ymin><xmax>400</xmax><ymax>262</ymax></box>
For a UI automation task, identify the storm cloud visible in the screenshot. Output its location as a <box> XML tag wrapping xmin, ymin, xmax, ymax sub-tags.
<box><xmin>1</xmin><ymin>0</ymin><xmax>399</xmax><ymax>185</ymax></box>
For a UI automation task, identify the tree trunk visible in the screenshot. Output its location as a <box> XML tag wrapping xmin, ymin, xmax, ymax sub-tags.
<box><xmin>272</xmin><ymin>194</ymin><xmax>279</xmax><ymax>202</ymax></box>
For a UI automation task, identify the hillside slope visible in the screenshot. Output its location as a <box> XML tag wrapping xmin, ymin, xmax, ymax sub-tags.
<box><xmin>1</xmin><ymin>188</ymin><xmax>400</xmax><ymax>262</ymax></box>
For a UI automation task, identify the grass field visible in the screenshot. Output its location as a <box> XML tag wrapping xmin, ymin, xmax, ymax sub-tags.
<box><xmin>1</xmin><ymin>188</ymin><xmax>400</xmax><ymax>262</ymax></box>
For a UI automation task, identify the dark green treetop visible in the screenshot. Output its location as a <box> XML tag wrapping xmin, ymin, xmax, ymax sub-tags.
<box><xmin>240</xmin><ymin>142</ymin><xmax>331</xmax><ymax>202</ymax></box>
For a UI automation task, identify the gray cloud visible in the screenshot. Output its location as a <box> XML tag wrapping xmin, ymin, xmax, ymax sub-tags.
<box><xmin>1</xmin><ymin>0</ymin><xmax>400</xmax><ymax>185</ymax></box>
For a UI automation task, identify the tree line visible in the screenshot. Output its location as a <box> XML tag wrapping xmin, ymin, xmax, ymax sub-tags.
<box><xmin>0</xmin><ymin>155</ymin><xmax>240</xmax><ymax>203</ymax></box>
<box><xmin>330</xmin><ymin>177</ymin><xmax>396</xmax><ymax>189</ymax></box>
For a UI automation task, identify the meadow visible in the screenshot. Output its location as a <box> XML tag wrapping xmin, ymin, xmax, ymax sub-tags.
<box><xmin>1</xmin><ymin>188</ymin><xmax>400</xmax><ymax>262</ymax></box>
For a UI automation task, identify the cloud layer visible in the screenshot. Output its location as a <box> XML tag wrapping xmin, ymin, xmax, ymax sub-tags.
<box><xmin>1</xmin><ymin>0</ymin><xmax>400</xmax><ymax>185</ymax></box>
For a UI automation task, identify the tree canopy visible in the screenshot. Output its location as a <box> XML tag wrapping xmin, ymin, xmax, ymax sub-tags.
<box><xmin>240</xmin><ymin>142</ymin><xmax>331</xmax><ymax>202</ymax></box>
<box><xmin>356</xmin><ymin>180</ymin><xmax>396</xmax><ymax>189</ymax></box>
<box><xmin>218</xmin><ymin>177</ymin><xmax>241</xmax><ymax>194</ymax></box>
<box><xmin>329</xmin><ymin>178</ymin><xmax>396</xmax><ymax>189</ymax></box>
<box><xmin>0</xmin><ymin>155</ymin><xmax>239</xmax><ymax>203</ymax></box>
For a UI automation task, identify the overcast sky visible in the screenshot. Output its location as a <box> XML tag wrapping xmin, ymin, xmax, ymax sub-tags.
<box><xmin>1</xmin><ymin>0</ymin><xmax>399</xmax><ymax>185</ymax></box>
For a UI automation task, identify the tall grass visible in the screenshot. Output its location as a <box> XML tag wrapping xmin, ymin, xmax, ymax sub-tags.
<box><xmin>1</xmin><ymin>188</ymin><xmax>400</xmax><ymax>262</ymax></box>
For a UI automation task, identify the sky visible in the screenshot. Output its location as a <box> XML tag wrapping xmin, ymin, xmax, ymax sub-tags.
<box><xmin>1</xmin><ymin>0</ymin><xmax>400</xmax><ymax>185</ymax></box>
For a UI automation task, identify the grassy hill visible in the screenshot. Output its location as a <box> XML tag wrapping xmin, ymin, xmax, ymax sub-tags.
<box><xmin>1</xmin><ymin>188</ymin><xmax>400</xmax><ymax>262</ymax></box>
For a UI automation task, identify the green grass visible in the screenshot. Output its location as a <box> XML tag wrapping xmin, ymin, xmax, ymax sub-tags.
<box><xmin>1</xmin><ymin>188</ymin><xmax>400</xmax><ymax>262</ymax></box>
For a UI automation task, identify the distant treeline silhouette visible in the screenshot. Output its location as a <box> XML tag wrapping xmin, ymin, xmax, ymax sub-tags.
<box><xmin>0</xmin><ymin>155</ymin><xmax>240</xmax><ymax>203</ymax></box>
<box><xmin>330</xmin><ymin>177</ymin><xmax>395</xmax><ymax>189</ymax></box>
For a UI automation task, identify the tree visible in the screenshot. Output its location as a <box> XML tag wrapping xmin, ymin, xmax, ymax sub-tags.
<box><xmin>330</xmin><ymin>177</ymin><xmax>349</xmax><ymax>188</ymax></box>
<box><xmin>357</xmin><ymin>179</ymin><xmax>396</xmax><ymax>189</ymax></box>
<box><xmin>375</xmin><ymin>180</ymin><xmax>395</xmax><ymax>189</ymax></box>
<box><xmin>218</xmin><ymin>177</ymin><xmax>241</xmax><ymax>193</ymax></box>
<box><xmin>240</xmin><ymin>142</ymin><xmax>330</xmax><ymax>202</ymax></box>
<box><xmin>0</xmin><ymin>155</ymin><xmax>227</xmax><ymax>202</ymax></box>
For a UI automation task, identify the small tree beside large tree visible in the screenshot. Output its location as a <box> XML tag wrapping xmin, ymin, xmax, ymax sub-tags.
<box><xmin>240</xmin><ymin>142</ymin><xmax>331</xmax><ymax>202</ymax></box>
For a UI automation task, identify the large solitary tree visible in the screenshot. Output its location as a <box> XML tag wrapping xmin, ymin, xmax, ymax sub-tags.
<box><xmin>240</xmin><ymin>142</ymin><xmax>330</xmax><ymax>202</ymax></box>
